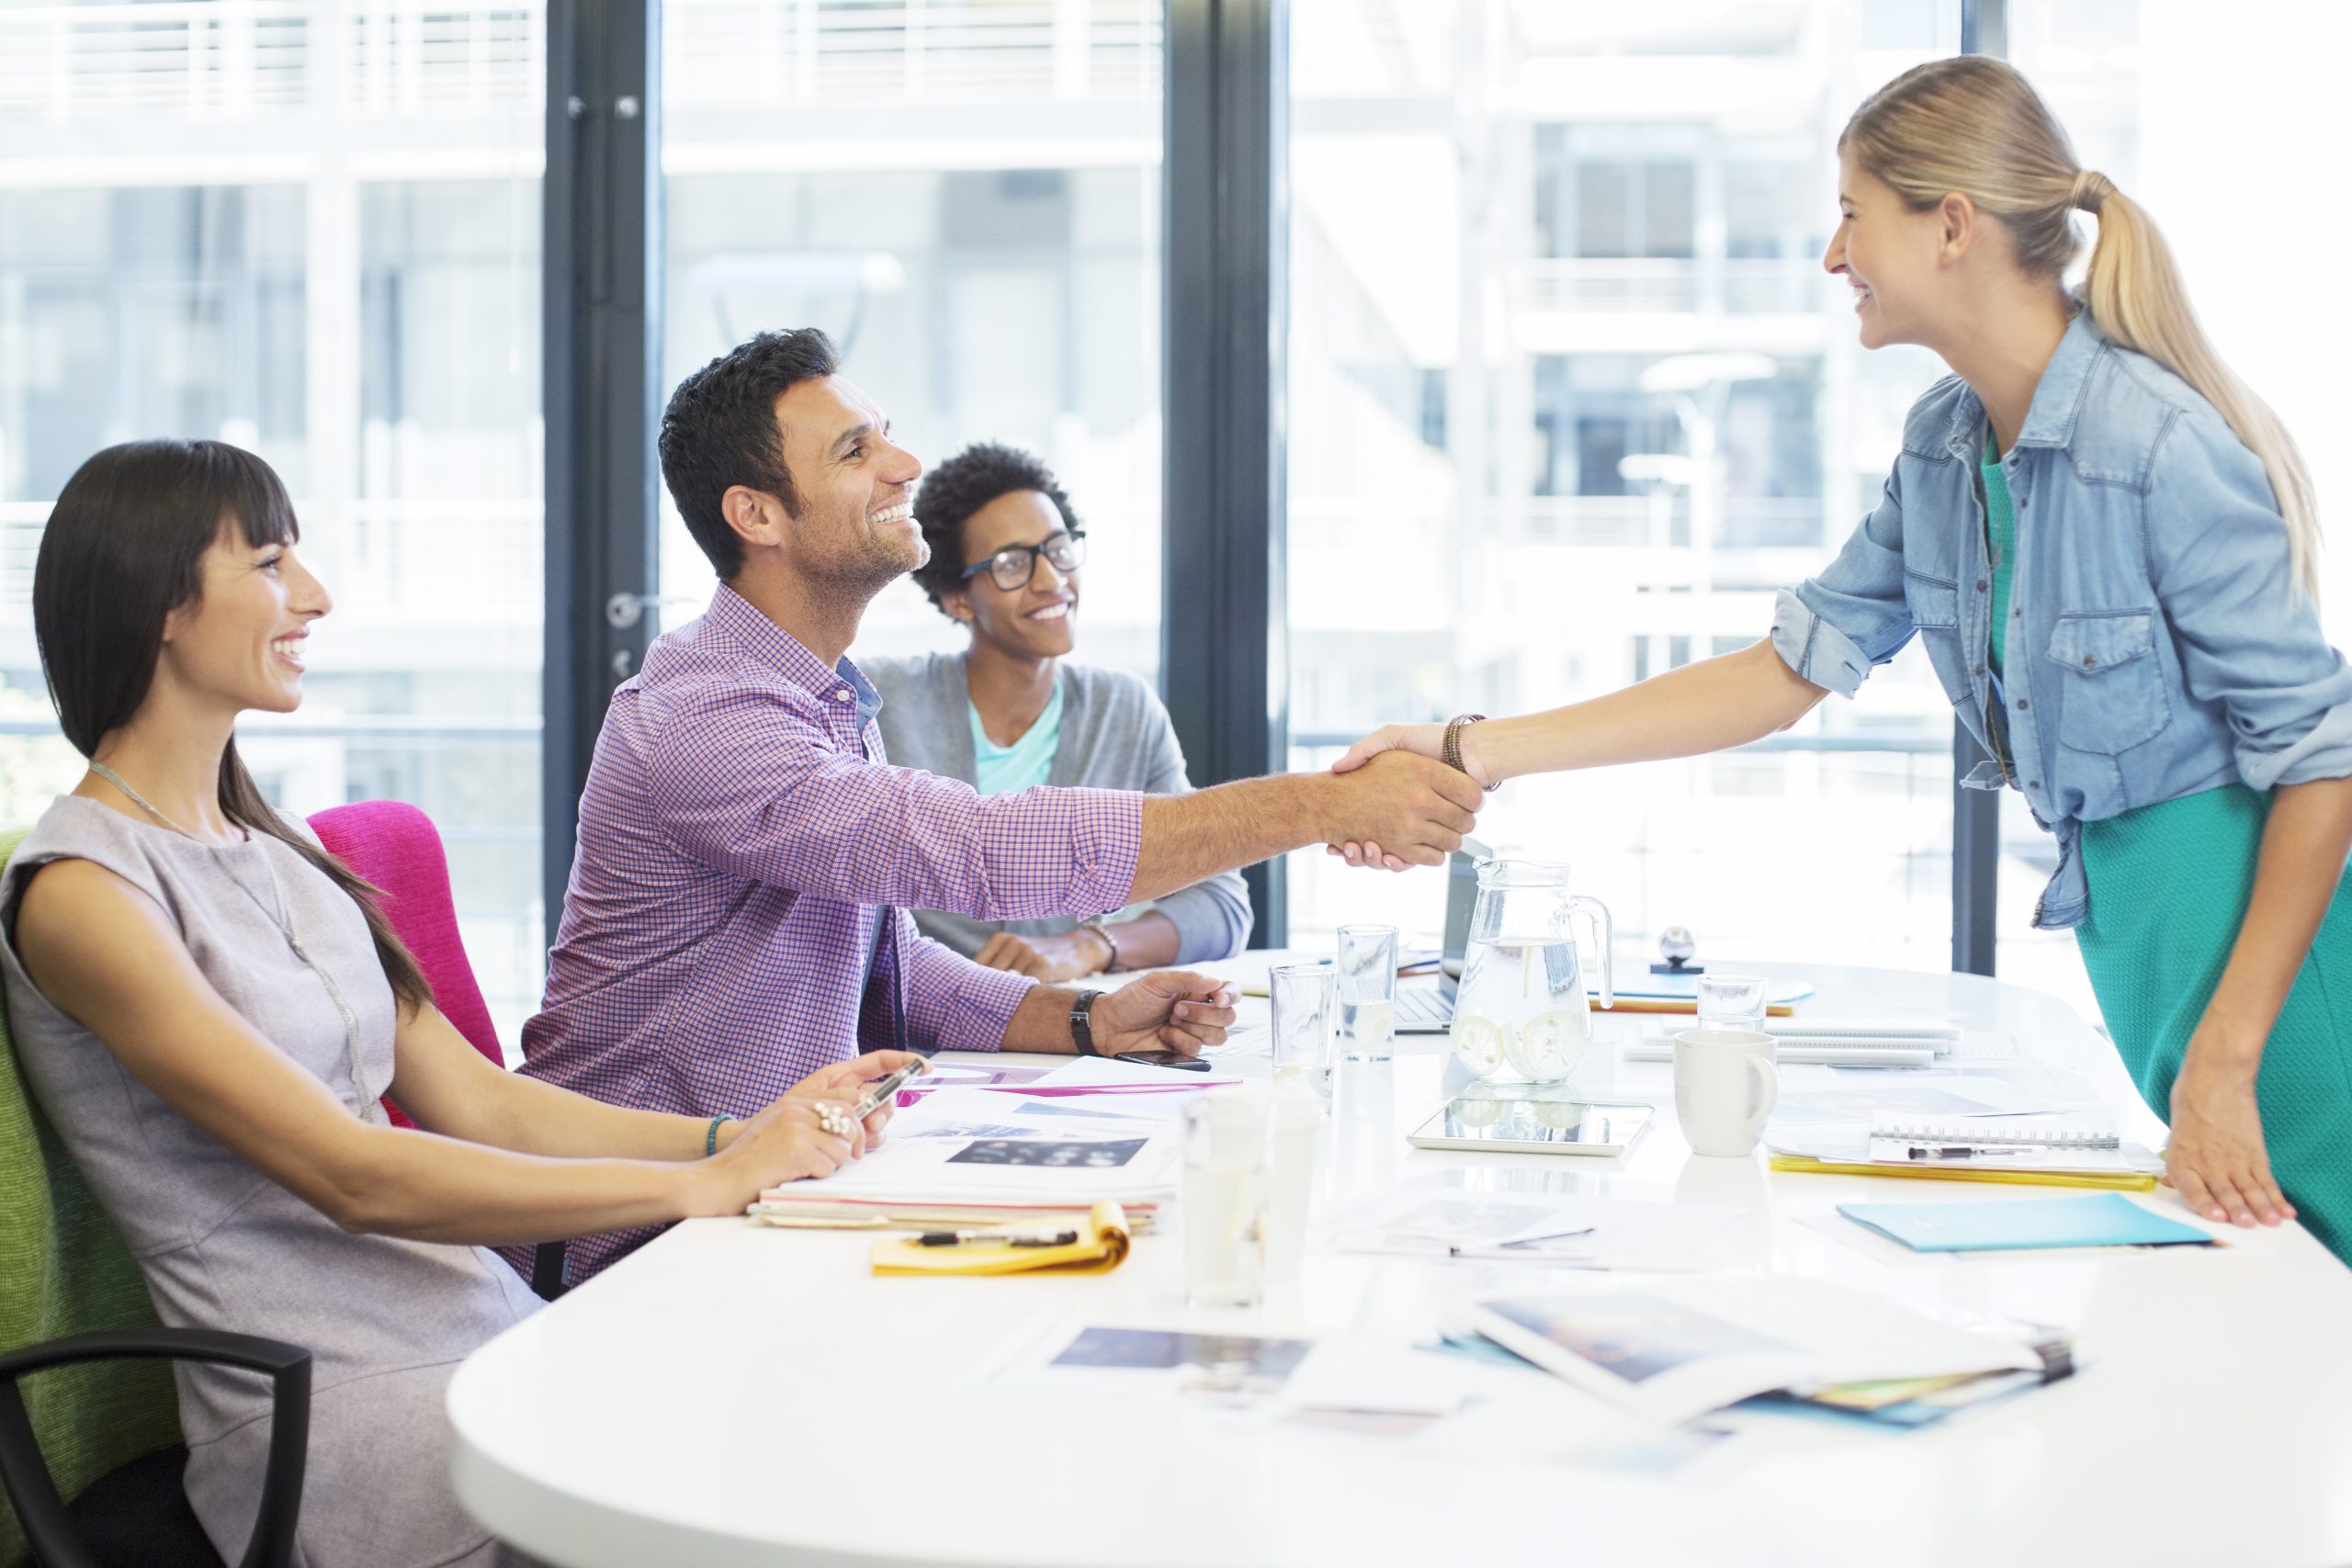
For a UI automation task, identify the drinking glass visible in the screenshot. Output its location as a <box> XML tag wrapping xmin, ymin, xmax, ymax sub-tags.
<box><xmin>1696</xmin><ymin>973</ymin><xmax>1770</xmax><ymax>1036</ymax></box>
<box><xmin>1335</xmin><ymin>924</ymin><xmax>1398</xmax><ymax>1063</ymax></box>
<box><xmin>1269</xmin><ymin>963</ymin><xmax>1337</xmax><ymax>1102</ymax></box>
<box><xmin>1182</xmin><ymin>1089</ymin><xmax>1270</xmax><ymax>1309</ymax></box>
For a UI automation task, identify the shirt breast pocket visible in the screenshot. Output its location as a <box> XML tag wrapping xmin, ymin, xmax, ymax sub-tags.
<box><xmin>2045</xmin><ymin>609</ymin><xmax>2169</xmax><ymax>753</ymax></box>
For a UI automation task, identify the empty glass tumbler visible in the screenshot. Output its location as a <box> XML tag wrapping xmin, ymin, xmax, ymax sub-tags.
<box><xmin>1336</xmin><ymin>924</ymin><xmax>1398</xmax><ymax>1063</ymax></box>
<box><xmin>1269</xmin><ymin>963</ymin><xmax>1338</xmax><ymax>1101</ymax></box>
<box><xmin>1182</xmin><ymin>1089</ymin><xmax>1270</xmax><ymax>1309</ymax></box>
<box><xmin>1696</xmin><ymin>973</ymin><xmax>1770</xmax><ymax>1036</ymax></box>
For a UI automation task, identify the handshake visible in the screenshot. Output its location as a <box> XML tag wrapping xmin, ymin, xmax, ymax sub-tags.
<box><xmin>1309</xmin><ymin>721</ymin><xmax>1492</xmax><ymax>873</ymax></box>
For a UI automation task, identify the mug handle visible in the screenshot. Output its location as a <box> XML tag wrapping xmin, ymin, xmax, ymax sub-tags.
<box><xmin>1744</xmin><ymin>1054</ymin><xmax>1779</xmax><ymax>1131</ymax></box>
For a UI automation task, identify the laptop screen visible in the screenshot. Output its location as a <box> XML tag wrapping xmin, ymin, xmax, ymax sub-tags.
<box><xmin>1436</xmin><ymin>837</ymin><xmax>1491</xmax><ymax>1002</ymax></box>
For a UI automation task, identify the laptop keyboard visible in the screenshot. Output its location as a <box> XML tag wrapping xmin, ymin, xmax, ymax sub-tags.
<box><xmin>1396</xmin><ymin>987</ymin><xmax>1452</xmax><ymax>1027</ymax></box>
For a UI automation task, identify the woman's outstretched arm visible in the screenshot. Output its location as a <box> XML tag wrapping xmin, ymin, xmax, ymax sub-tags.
<box><xmin>1329</xmin><ymin>640</ymin><xmax>1828</xmax><ymax>866</ymax></box>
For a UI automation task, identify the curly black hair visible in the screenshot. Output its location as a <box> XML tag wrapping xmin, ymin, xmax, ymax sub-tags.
<box><xmin>910</xmin><ymin>442</ymin><xmax>1082</xmax><ymax>617</ymax></box>
<box><xmin>658</xmin><ymin>328</ymin><xmax>841</xmax><ymax>580</ymax></box>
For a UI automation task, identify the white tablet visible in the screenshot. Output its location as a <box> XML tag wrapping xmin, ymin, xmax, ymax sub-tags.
<box><xmin>1407</xmin><ymin>1097</ymin><xmax>1653</xmax><ymax>1156</ymax></box>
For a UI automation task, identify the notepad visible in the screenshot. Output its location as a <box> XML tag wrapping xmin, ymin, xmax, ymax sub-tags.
<box><xmin>1868</xmin><ymin>1112</ymin><xmax>2118</xmax><ymax>1148</ymax></box>
<box><xmin>1837</xmin><ymin>1193</ymin><xmax>2217</xmax><ymax>1253</ymax></box>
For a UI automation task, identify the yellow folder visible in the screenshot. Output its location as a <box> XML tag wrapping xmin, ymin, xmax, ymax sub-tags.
<box><xmin>870</xmin><ymin>1201</ymin><xmax>1135</xmax><ymax>1276</ymax></box>
<box><xmin>1768</xmin><ymin>1154</ymin><xmax>2158</xmax><ymax>1191</ymax></box>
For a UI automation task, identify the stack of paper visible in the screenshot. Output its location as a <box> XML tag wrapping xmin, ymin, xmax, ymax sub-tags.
<box><xmin>1469</xmin><ymin>1276</ymin><xmax>2047</xmax><ymax>1426</ymax></box>
<box><xmin>748</xmin><ymin>1083</ymin><xmax>1182</xmax><ymax>1229</ymax></box>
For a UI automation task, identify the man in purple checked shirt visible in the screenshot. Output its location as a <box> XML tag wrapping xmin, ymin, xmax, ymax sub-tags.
<box><xmin>519</xmin><ymin>329</ymin><xmax>1482</xmax><ymax>1283</ymax></box>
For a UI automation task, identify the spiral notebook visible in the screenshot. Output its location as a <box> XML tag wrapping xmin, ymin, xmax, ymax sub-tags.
<box><xmin>1868</xmin><ymin>1114</ymin><xmax>2120</xmax><ymax>1150</ymax></box>
<box><xmin>1860</xmin><ymin>1114</ymin><xmax>2159</xmax><ymax>1179</ymax></box>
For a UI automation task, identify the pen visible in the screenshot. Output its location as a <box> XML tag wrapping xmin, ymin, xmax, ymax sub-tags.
<box><xmin>914</xmin><ymin>1229</ymin><xmax>1079</xmax><ymax>1248</ymax></box>
<box><xmin>852</xmin><ymin>1057</ymin><xmax>932</xmax><ymax>1120</ymax></box>
<box><xmin>1905</xmin><ymin>1145</ymin><xmax>2031</xmax><ymax>1160</ymax></box>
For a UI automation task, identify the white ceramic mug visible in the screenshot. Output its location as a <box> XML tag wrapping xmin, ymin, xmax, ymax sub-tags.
<box><xmin>1672</xmin><ymin>1027</ymin><xmax>1778</xmax><ymax>1157</ymax></box>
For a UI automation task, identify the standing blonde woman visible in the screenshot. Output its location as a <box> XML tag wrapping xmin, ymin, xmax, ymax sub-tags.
<box><xmin>1337</xmin><ymin>56</ymin><xmax>2352</xmax><ymax>1263</ymax></box>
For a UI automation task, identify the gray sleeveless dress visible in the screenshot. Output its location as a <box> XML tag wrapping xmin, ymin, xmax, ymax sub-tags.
<box><xmin>0</xmin><ymin>797</ymin><xmax>543</xmax><ymax>1568</ymax></box>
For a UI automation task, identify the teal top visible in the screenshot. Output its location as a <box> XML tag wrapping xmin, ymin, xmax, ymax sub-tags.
<box><xmin>1978</xmin><ymin>419</ymin><xmax>2352</xmax><ymax>1264</ymax></box>
<box><xmin>1983</xmin><ymin>428</ymin><xmax>2017</xmax><ymax>674</ymax></box>
<box><xmin>969</xmin><ymin>676</ymin><xmax>1063</xmax><ymax>795</ymax></box>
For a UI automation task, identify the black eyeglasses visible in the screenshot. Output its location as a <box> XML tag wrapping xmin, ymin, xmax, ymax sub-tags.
<box><xmin>958</xmin><ymin>530</ymin><xmax>1087</xmax><ymax>592</ymax></box>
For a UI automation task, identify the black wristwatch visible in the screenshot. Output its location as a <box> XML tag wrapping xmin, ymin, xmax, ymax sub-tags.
<box><xmin>1069</xmin><ymin>991</ymin><xmax>1102</xmax><ymax>1056</ymax></box>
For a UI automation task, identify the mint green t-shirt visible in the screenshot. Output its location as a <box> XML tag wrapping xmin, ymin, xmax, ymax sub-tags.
<box><xmin>1984</xmin><ymin>429</ymin><xmax>2018</xmax><ymax>675</ymax></box>
<box><xmin>970</xmin><ymin>677</ymin><xmax>1064</xmax><ymax>795</ymax></box>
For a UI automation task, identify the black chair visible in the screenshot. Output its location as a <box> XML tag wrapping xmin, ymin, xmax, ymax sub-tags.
<box><xmin>0</xmin><ymin>1329</ymin><xmax>309</xmax><ymax>1568</ymax></box>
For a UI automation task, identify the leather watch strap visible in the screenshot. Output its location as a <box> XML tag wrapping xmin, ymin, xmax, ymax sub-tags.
<box><xmin>1069</xmin><ymin>990</ymin><xmax>1102</xmax><ymax>1056</ymax></box>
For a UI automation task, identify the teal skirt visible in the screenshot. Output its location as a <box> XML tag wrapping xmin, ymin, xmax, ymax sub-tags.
<box><xmin>2076</xmin><ymin>783</ymin><xmax>2352</xmax><ymax>1264</ymax></box>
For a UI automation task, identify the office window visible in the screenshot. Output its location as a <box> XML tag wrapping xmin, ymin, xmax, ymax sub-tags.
<box><xmin>0</xmin><ymin>2</ymin><xmax>547</xmax><ymax>1044</ymax></box>
<box><xmin>1990</xmin><ymin>2</ymin><xmax>2352</xmax><ymax>1021</ymax></box>
<box><xmin>657</xmin><ymin>1</ymin><xmax>1165</xmax><ymax>684</ymax></box>
<box><xmin>1285</xmin><ymin>0</ymin><xmax>1964</xmax><ymax>975</ymax></box>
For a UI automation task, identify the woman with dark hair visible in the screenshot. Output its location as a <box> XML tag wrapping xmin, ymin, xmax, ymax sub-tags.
<box><xmin>1</xmin><ymin>440</ymin><xmax>913</xmax><ymax>1567</ymax></box>
<box><xmin>866</xmin><ymin>443</ymin><xmax>1252</xmax><ymax>980</ymax></box>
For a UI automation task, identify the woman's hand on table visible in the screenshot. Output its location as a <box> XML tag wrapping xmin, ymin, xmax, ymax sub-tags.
<box><xmin>784</xmin><ymin>1050</ymin><xmax>922</xmax><ymax>1152</ymax></box>
<box><xmin>975</xmin><ymin>928</ymin><xmax>1112</xmax><ymax>981</ymax></box>
<box><xmin>695</xmin><ymin>1050</ymin><xmax>923</xmax><ymax>1211</ymax></box>
<box><xmin>2165</xmin><ymin>1049</ymin><xmax>2294</xmax><ymax>1228</ymax></box>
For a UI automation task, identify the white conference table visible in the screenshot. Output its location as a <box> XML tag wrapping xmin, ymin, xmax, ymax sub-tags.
<box><xmin>449</xmin><ymin>961</ymin><xmax>2352</xmax><ymax>1568</ymax></box>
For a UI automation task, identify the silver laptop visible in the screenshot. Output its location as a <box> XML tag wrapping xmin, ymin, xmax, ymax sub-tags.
<box><xmin>1395</xmin><ymin>839</ymin><xmax>1490</xmax><ymax>1033</ymax></box>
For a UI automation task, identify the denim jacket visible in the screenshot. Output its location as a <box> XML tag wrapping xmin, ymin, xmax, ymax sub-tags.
<box><xmin>1771</xmin><ymin>310</ymin><xmax>2352</xmax><ymax>929</ymax></box>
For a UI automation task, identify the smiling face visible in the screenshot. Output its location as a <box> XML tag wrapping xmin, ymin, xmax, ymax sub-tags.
<box><xmin>1825</xmin><ymin>148</ymin><xmax>1954</xmax><ymax>351</ymax></box>
<box><xmin>943</xmin><ymin>489</ymin><xmax>1080</xmax><ymax>661</ymax></box>
<box><xmin>747</xmin><ymin>373</ymin><xmax>926</xmax><ymax>593</ymax></box>
<box><xmin>156</xmin><ymin>514</ymin><xmax>331</xmax><ymax>718</ymax></box>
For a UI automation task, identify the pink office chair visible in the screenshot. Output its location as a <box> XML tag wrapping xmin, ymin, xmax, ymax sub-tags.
<box><xmin>306</xmin><ymin>801</ymin><xmax>503</xmax><ymax>1122</ymax></box>
<box><xmin>307</xmin><ymin>801</ymin><xmax>563</xmax><ymax>1296</ymax></box>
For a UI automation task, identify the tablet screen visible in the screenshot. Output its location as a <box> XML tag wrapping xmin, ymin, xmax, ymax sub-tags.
<box><xmin>1412</xmin><ymin>1097</ymin><xmax>1652</xmax><ymax>1153</ymax></box>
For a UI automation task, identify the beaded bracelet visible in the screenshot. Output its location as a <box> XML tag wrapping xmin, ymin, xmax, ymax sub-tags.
<box><xmin>706</xmin><ymin>1115</ymin><xmax>732</xmax><ymax>1156</ymax></box>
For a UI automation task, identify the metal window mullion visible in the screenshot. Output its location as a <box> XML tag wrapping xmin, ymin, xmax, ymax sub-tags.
<box><xmin>1161</xmin><ymin>0</ymin><xmax>1289</xmax><ymax>945</ymax></box>
<box><xmin>1950</xmin><ymin>0</ymin><xmax>2006</xmax><ymax>976</ymax></box>
<box><xmin>542</xmin><ymin>0</ymin><xmax>662</xmax><ymax>932</ymax></box>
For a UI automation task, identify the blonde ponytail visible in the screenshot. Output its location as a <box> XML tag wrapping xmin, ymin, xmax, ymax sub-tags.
<box><xmin>1843</xmin><ymin>58</ymin><xmax>2322</xmax><ymax>600</ymax></box>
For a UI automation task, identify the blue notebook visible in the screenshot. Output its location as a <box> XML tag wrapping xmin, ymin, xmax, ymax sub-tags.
<box><xmin>1838</xmin><ymin>1193</ymin><xmax>2216</xmax><ymax>1253</ymax></box>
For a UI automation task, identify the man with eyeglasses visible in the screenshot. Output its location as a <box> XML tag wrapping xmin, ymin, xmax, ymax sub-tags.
<box><xmin>864</xmin><ymin>442</ymin><xmax>1254</xmax><ymax>982</ymax></box>
<box><xmin>517</xmin><ymin>329</ymin><xmax>1483</xmax><ymax>1282</ymax></box>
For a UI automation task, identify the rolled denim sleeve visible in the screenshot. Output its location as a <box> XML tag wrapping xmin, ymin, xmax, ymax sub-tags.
<box><xmin>1770</xmin><ymin>466</ymin><xmax>1917</xmax><ymax>698</ymax></box>
<box><xmin>2149</xmin><ymin>410</ymin><xmax>2352</xmax><ymax>790</ymax></box>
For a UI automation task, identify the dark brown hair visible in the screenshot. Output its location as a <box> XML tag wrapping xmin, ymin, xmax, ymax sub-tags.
<box><xmin>32</xmin><ymin>439</ymin><xmax>433</xmax><ymax>1015</ymax></box>
<box><xmin>657</xmin><ymin>328</ymin><xmax>842</xmax><ymax>580</ymax></box>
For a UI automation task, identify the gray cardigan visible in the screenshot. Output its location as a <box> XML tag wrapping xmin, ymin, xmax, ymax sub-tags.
<box><xmin>862</xmin><ymin>650</ymin><xmax>1253</xmax><ymax>964</ymax></box>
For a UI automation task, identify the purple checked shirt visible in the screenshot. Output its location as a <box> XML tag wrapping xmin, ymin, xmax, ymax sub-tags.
<box><xmin>516</xmin><ymin>583</ymin><xmax>1145</xmax><ymax>1281</ymax></box>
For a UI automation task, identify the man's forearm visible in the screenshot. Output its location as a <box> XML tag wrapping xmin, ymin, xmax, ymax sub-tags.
<box><xmin>1131</xmin><ymin>775</ymin><xmax>1326</xmax><ymax>903</ymax></box>
<box><xmin>1001</xmin><ymin>984</ymin><xmax>1083</xmax><ymax>1054</ymax></box>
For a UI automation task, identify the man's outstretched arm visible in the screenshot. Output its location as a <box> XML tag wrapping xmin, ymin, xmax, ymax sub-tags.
<box><xmin>1126</xmin><ymin>751</ymin><xmax>1482</xmax><ymax>902</ymax></box>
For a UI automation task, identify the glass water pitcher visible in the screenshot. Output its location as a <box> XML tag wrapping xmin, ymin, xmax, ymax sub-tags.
<box><xmin>1448</xmin><ymin>860</ymin><xmax>1613</xmax><ymax>1084</ymax></box>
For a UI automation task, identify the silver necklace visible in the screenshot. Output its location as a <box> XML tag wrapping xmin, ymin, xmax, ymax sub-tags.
<box><xmin>86</xmin><ymin>761</ymin><xmax>382</xmax><ymax>1125</ymax></box>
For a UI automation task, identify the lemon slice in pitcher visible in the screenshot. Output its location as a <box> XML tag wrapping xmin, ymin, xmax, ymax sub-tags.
<box><xmin>1448</xmin><ymin>1013</ymin><xmax>1509</xmax><ymax>1077</ymax></box>
<box><xmin>1509</xmin><ymin>1009</ymin><xmax>1588</xmax><ymax>1083</ymax></box>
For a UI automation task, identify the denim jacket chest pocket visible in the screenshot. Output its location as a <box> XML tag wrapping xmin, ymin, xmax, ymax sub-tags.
<box><xmin>2044</xmin><ymin>609</ymin><xmax>2169</xmax><ymax>753</ymax></box>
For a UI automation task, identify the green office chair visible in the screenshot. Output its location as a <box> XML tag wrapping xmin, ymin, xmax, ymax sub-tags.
<box><xmin>0</xmin><ymin>828</ymin><xmax>311</xmax><ymax>1568</ymax></box>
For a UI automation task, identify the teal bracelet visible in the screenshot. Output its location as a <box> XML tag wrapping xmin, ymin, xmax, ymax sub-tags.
<box><xmin>706</xmin><ymin>1115</ymin><xmax>732</xmax><ymax>1156</ymax></box>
